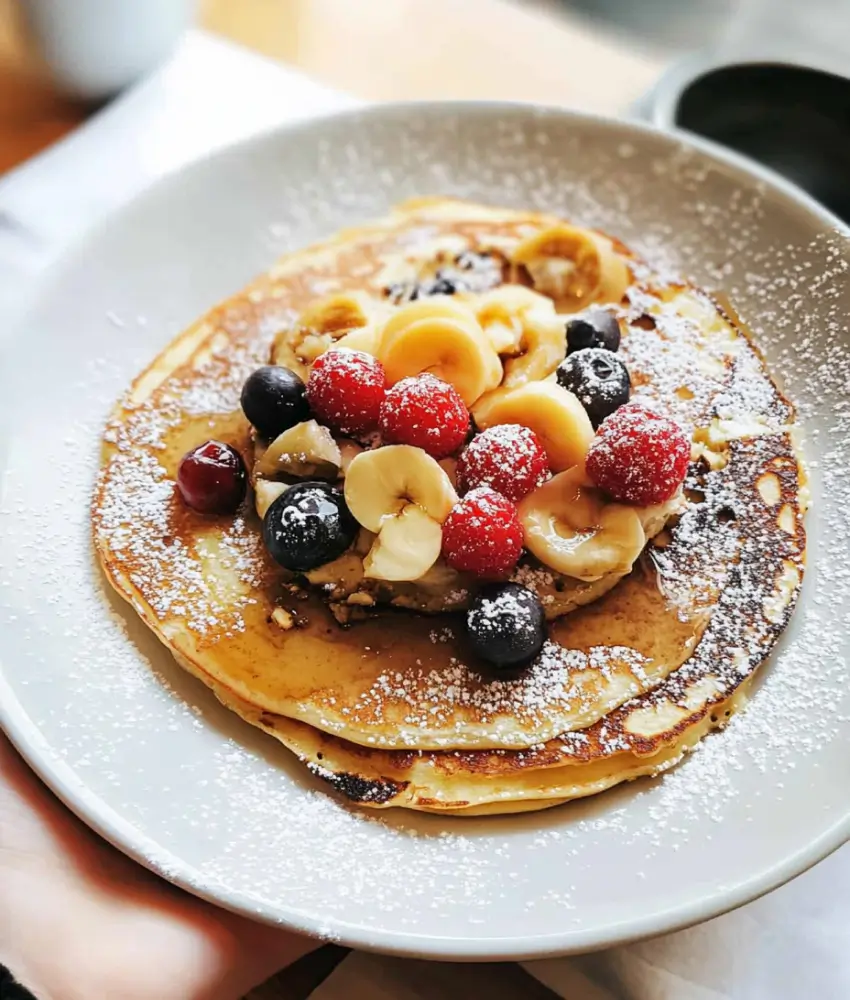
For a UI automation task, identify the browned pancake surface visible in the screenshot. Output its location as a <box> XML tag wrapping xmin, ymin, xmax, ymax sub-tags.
<box><xmin>92</xmin><ymin>198</ymin><xmax>804</xmax><ymax>763</ymax></box>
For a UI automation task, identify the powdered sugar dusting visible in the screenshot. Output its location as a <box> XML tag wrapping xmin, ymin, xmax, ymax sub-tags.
<box><xmin>0</xmin><ymin>108</ymin><xmax>848</xmax><ymax>948</ymax></box>
<box><xmin>95</xmin><ymin>331</ymin><xmax>274</xmax><ymax>637</ymax></box>
<box><xmin>457</xmin><ymin>423</ymin><xmax>549</xmax><ymax>500</ymax></box>
<box><xmin>348</xmin><ymin>639</ymin><xmax>650</xmax><ymax>742</ymax></box>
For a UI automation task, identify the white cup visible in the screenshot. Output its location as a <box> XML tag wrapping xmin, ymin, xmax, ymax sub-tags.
<box><xmin>18</xmin><ymin>0</ymin><xmax>196</xmax><ymax>101</ymax></box>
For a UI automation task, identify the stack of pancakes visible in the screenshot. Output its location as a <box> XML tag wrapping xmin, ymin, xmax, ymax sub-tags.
<box><xmin>92</xmin><ymin>199</ymin><xmax>806</xmax><ymax>815</ymax></box>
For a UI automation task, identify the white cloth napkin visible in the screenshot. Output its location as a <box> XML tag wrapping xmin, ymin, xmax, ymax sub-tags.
<box><xmin>1</xmin><ymin>29</ymin><xmax>846</xmax><ymax>1000</ymax></box>
<box><xmin>0</xmin><ymin>30</ymin><xmax>352</xmax><ymax>318</ymax></box>
<box><xmin>526</xmin><ymin>844</ymin><xmax>850</xmax><ymax>1000</ymax></box>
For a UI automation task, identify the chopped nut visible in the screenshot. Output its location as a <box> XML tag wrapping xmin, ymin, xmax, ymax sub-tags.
<box><xmin>329</xmin><ymin>602</ymin><xmax>353</xmax><ymax>625</ymax></box>
<box><xmin>271</xmin><ymin>607</ymin><xmax>295</xmax><ymax>631</ymax></box>
<box><xmin>347</xmin><ymin>592</ymin><xmax>375</xmax><ymax>607</ymax></box>
<box><xmin>329</xmin><ymin>602</ymin><xmax>372</xmax><ymax>625</ymax></box>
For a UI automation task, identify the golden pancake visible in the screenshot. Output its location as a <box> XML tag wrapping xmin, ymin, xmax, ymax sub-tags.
<box><xmin>92</xmin><ymin>198</ymin><xmax>805</xmax><ymax>810</ymax></box>
<box><xmin>172</xmin><ymin>431</ymin><xmax>804</xmax><ymax>813</ymax></box>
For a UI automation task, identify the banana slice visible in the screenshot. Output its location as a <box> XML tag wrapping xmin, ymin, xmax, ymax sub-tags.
<box><xmin>344</xmin><ymin>445</ymin><xmax>456</xmax><ymax>583</ymax></box>
<box><xmin>363</xmin><ymin>504</ymin><xmax>443</xmax><ymax>581</ymax></box>
<box><xmin>337</xmin><ymin>438</ymin><xmax>364</xmax><ymax>477</ymax></box>
<box><xmin>271</xmin><ymin>291</ymin><xmax>384</xmax><ymax>378</ymax></box>
<box><xmin>518</xmin><ymin>466</ymin><xmax>645</xmax><ymax>581</ymax></box>
<box><xmin>378</xmin><ymin>298</ymin><xmax>502</xmax><ymax>405</ymax></box>
<box><xmin>343</xmin><ymin>444</ymin><xmax>458</xmax><ymax>532</ymax></box>
<box><xmin>299</xmin><ymin>291</ymin><xmax>373</xmax><ymax>334</ymax></box>
<box><xmin>472</xmin><ymin>381</ymin><xmax>594</xmax><ymax>472</ymax></box>
<box><xmin>334</xmin><ymin>323</ymin><xmax>382</xmax><ymax>356</ymax></box>
<box><xmin>270</xmin><ymin>333</ymin><xmax>312</xmax><ymax>382</ymax></box>
<box><xmin>477</xmin><ymin>312</ymin><xmax>522</xmax><ymax>356</ymax></box>
<box><xmin>474</xmin><ymin>285</ymin><xmax>542</xmax><ymax>355</ymax></box>
<box><xmin>502</xmin><ymin>309</ymin><xmax>565</xmax><ymax>389</ymax></box>
<box><xmin>254</xmin><ymin>480</ymin><xmax>288</xmax><ymax>519</ymax></box>
<box><xmin>474</xmin><ymin>285</ymin><xmax>566</xmax><ymax>387</ymax></box>
<box><xmin>255</xmin><ymin>420</ymin><xmax>341</xmax><ymax>480</ymax></box>
<box><xmin>511</xmin><ymin>224</ymin><xmax>630</xmax><ymax>311</ymax></box>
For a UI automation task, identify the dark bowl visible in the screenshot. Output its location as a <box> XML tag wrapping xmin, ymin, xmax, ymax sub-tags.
<box><xmin>650</xmin><ymin>61</ymin><xmax>850</xmax><ymax>223</ymax></box>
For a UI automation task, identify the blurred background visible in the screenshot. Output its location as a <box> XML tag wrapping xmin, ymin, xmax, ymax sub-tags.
<box><xmin>0</xmin><ymin>0</ymin><xmax>848</xmax><ymax>211</ymax></box>
<box><xmin>0</xmin><ymin>0</ymin><xmax>771</xmax><ymax>172</ymax></box>
<box><xmin>0</xmin><ymin>4</ymin><xmax>847</xmax><ymax>999</ymax></box>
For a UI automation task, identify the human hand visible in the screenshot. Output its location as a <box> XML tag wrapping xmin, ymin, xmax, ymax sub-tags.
<box><xmin>0</xmin><ymin>733</ymin><xmax>317</xmax><ymax>1000</ymax></box>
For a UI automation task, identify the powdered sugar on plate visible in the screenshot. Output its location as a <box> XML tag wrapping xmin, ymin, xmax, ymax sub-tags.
<box><xmin>0</xmin><ymin>106</ymin><xmax>848</xmax><ymax>952</ymax></box>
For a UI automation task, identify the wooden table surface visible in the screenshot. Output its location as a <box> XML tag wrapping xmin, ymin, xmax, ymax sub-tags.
<box><xmin>0</xmin><ymin>2</ymin><xmax>662</xmax><ymax>996</ymax></box>
<box><xmin>0</xmin><ymin>0</ymin><xmax>662</xmax><ymax>176</ymax></box>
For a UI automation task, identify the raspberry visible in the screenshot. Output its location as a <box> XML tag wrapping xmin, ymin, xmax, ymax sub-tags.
<box><xmin>585</xmin><ymin>402</ymin><xmax>690</xmax><ymax>505</ymax></box>
<box><xmin>306</xmin><ymin>349</ymin><xmax>386</xmax><ymax>436</ymax></box>
<box><xmin>379</xmin><ymin>373</ymin><xmax>469</xmax><ymax>458</ymax></box>
<box><xmin>457</xmin><ymin>424</ymin><xmax>549</xmax><ymax>501</ymax></box>
<box><xmin>441</xmin><ymin>486</ymin><xmax>524</xmax><ymax>578</ymax></box>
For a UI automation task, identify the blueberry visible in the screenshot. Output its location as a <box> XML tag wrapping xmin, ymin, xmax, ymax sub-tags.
<box><xmin>427</xmin><ymin>274</ymin><xmax>460</xmax><ymax>296</ymax></box>
<box><xmin>409</xmin><ymin>275</ymin><xmax>460</xmax><ymax>299</ymax></box>
<box><xmin>241</xmin><ymin>366</ymin><xmax>309</xmax><ymax>440</ymax></box>
<box><xmin>385</xmin><ymin>253</ymin><xmax>503</xmax><ymax>303</ymax></box>
<box><xmin>263</xmin><ymin>482</ymin><xmax>358</xmax><ymax>572</ymax></box>
<box><xmin>566</xmin><ymin>308</ymin><xmax>621</xmax><ymax>355</ymax></box>
<box><xmin>466</xmin><ymin>582</ymin><xmax>546</xmax><ymax>673</ymax></box>
<box><xmin>556</xmin><ymin>348</ymin><xmax>631</xmax><ymax>428</ymax></box>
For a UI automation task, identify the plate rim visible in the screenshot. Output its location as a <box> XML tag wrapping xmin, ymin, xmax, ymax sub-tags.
<box><xmin>1</xmin><ymin>99</ymin><xmax>848</xmax><ymax>960</ymax></box>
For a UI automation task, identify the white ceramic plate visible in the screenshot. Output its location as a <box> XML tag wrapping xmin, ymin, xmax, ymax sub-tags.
<box><xmin>1</xmin><ymin>103</ymin><xmax>848</xmax><ymax>960</ymax></box>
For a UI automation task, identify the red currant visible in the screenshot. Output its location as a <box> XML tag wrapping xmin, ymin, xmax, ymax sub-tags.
<box><xmin>177</xmin><ymin>440</ymin><xmax>247</xmax><ymax>514</ymax></box>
